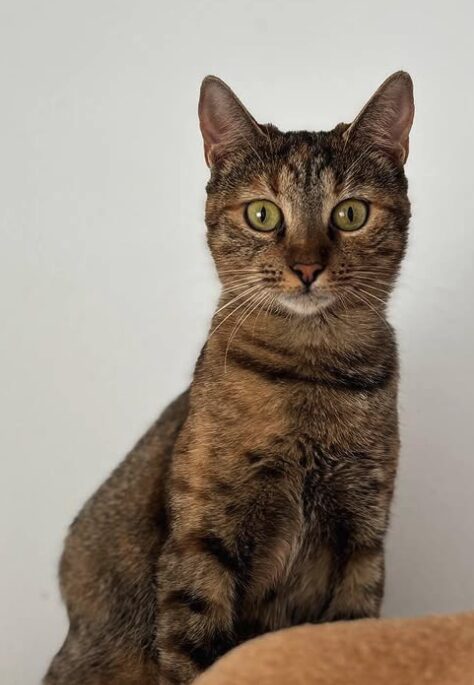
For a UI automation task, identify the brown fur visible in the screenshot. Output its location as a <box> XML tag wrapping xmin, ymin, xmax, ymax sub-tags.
<box><xmin>195</xmin><ymin>612</ymin><xmax>474</xmax><ymax>685</ymax></box>
<box><xmin>45</xmin><ymin>72</ymin><xmax>414</xmax><ymax>684</ymax></box>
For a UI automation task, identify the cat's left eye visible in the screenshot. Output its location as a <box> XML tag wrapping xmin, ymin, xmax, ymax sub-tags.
<box><xmin>245</xmin><ymin>200</ymin><xmax>283</xmax><ymax>232</ymax></box>
<box><xmin>331</xmin><ymin>199</ymin><xmax>369</xmax><ymax>232</ymax></box>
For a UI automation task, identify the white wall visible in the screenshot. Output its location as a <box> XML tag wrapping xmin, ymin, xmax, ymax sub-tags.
<box><xmin>1</xmin><ymin>1</ymin><xmax>473</xmax><ymax>683</ymax></box>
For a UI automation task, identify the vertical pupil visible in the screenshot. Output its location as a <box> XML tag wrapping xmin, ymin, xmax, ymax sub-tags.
<box><xmin>258</xmin><ymin>206</ymin><xmax>267</xmax><ymax>223</ymax></box>
<box><xmin>347</xmin><ymin>205</ymin><xmax>354</xmax><ymax>222</ymax></box>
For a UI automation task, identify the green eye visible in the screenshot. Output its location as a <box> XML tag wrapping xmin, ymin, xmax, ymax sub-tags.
<box><xmin>331</xmin><ymin>199</ymin><xmax>369</xmax><ymax>232</ymax></box>
<box><xmin>245</xmin><ymin>200</ymin><xmax>282</xmax><ymax>232</ymax></box>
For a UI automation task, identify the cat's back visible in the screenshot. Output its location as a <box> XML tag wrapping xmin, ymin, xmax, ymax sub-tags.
<box><xmin>58</xmin><ymin>390</ymin><xmax>190</xmax><ymax>631</ymax></box>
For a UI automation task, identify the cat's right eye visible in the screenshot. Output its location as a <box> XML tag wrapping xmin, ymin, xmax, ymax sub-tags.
<box><xmin>331</xmin><ymin>199</ymin><xmax>369</xmax><ymax>232</ymax></box>
<box><xmin>245</xmin><ymin>200</ymin><xmax>283</xmax><ymax>232</ymax></box>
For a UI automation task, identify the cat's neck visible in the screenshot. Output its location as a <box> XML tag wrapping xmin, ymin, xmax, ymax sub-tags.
<box><xmin>205</xmin><ymin>297</ymin><xmax>391</xmax><ymax>375</ymax></box>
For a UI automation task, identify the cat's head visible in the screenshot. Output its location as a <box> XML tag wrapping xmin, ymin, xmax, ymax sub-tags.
<box><xmin>199</xmin><ymin>72</ymin><xmax>414</xmax><ymax>316</ymax></box>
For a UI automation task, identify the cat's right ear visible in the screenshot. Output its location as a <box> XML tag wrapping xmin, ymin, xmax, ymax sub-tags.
<box><xmin>199</xmin><ymin>76</ymin><xmax>264</xmax><ymax>167</ymax></box>
<box><xmin>344</xmin><ymin>71</ymin><xmax>414</xmax><ymax>165</ymax></box>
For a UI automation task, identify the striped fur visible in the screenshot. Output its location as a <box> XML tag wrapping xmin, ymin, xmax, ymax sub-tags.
<box><xmin>45</xmin><ymin>72</ymin><xmax>414</xmax><ymax>685</ymax></box>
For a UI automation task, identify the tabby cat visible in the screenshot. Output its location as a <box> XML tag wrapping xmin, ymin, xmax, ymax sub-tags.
<box><xmin>45</xmin><ymin>71</ymin><xmax>414</xmax><ymax>685</ymax></box>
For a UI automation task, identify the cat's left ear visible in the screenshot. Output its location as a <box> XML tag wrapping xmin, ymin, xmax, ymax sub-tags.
<box><xmin>344</xmin><ymin>71</ymin><xmax>414</xmax><ymax>165</ymax></box>
<box><xmin>199</xmin><ymin>76</ymin><xmax>265</xmax><ymax>167</ymax></box>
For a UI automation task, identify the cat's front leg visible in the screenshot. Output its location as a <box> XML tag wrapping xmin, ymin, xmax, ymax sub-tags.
<box><xmin>155</xmin><ymin>472</ymin><xmax>302</xmax><ymax>684</ymax></box>
<box><xmin>323</xmin><ymin>545</ymin><xmax>385</xmax><ymax>622</ymax></box>
<box><xmin>155</xmin><ymin>534</ymin><xmax>237</xmax><ymax>684</ymax></box>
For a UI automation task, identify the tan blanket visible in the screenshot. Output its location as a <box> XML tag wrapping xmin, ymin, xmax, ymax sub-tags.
<box><xmin>195</xmin><ymin>612</ymin><xmax>474</xmax><ymax>685</ymax></box>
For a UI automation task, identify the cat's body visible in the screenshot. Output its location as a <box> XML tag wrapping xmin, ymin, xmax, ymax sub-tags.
<box><xmin>45</xmin><ymin>73</ymin><xmax>414</xmax><ymax>685</ymax></box>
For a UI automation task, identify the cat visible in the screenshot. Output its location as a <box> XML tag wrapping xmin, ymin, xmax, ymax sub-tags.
<box><xmin>44</xmin><ymin>71</ymin><xmax>414</xmax><ymax>685</ymax></box>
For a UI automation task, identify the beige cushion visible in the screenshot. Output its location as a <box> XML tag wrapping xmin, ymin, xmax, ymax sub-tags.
<box><xmin>195</xmin><ymin>612</ymin><xmax>474</xmax><ymax>685</ymax></box>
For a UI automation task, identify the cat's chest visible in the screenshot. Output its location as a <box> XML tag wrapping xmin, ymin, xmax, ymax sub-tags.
<box><xmin>286</xmin><ymin>381</ymin><xmax>380</xmax><ymax>448</ymax></box>
<box><xmin>248</xmin><ymin>442</ymin><xmax>388</xmax><ymax>631</ymax></box>
<box><xmin>260</xmin><ymin>430</ymin><xmax>389</xmax><ymax>549</ymax></box>
<box><xmin>300</xmin><ymin>451</ymin><xmax>384</xmax><ymax>545</ymax></box>
<box><xmin>214</xmin><ymin>365</ymin><xmax>381</xmax><ymax>452</ymax></box>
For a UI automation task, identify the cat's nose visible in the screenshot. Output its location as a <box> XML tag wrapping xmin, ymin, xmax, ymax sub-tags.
<box><xmin>290</xmin><ymin>263</ymin><xmax>324</xmax><ymax>286</ymax></box>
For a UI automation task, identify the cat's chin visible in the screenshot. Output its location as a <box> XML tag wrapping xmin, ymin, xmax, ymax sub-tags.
<box><xmin>277</xmin><ymin>291</ymin><xmax>334</xmax><ymax>316</ymax></box>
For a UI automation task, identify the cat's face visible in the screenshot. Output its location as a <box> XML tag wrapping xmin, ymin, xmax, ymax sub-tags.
<box><xmin>199</xmin><ymin>73</ymin><xmax>413</xmax><ymax>316</ymax></box>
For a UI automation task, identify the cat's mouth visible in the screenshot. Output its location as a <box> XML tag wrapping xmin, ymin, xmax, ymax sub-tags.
<box><xmin>277</xmin><ymin>288</ymin><xmax>335</xmax><ymax>315</ymax></box>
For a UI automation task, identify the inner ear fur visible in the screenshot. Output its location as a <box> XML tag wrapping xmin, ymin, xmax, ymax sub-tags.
<box><xmin>344</xmin><ymin>71</ymin><xmax>414</xmax><ymax>165</ymax></box>
<box><xmin>198</xmin><ymin>76</ymin><xmax>265</xmax><ymax>167</ymax></box>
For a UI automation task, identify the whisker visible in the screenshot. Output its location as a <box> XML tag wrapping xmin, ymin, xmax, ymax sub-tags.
<box><xmin>356</xmin><ymin>286</ymin><xmax>388</xmax><ymax>307</ymax></box>
<box><xmin>351</xmin><ymin>280</ymin><xmax>392</xmax><ymax>297</ymax></box>
<box><xmin>242</xmin><ymin>291</ymin><xmax>269</xmax><ymax>334</ymax></box>
<box><xmin>220</xmin><ymin>273</ymin><xmax>262</xmax><ymax>282</ymax></box>
<box><xmin>343</xmin><ymin>269</ymin><xmax>394</xmax><ymax>278</ymax></box>
<box><xmin>218</xmin><ymin>274</ymin><xmax>260</xmax><ymax>281</ymax></box>
<box><xmin>221</xmin><ymin>277</ymin><xmax>262</xmax><ymax>291</ymax></box>
<box><xmin>223</xmin><ymin>295</ymin><xmax>262</xmax><ymax>367</ymax></box>
<box><xmin>265</xmin><ymin>293</ymin><xmax>278</xmax><ymax>320</ymax></box>
<box><xmin>338</xmin><ymin>289</ymin><xmax>350</xmax><ymax>318</ymax></box>
<box><xmin>348</xmin><ymin>273</ymin><xmax>395</xmax><ymax>285</ymax></box>
<box><xmin>221</xmin><ymin>283</ymin><xmax>262</xmax><ymax>296</ymax></box>
<box><xmin>347</xmin><ymin>288</ymin><xmax>391</xmax><ymax>330</ymax></box>
<box><xmin>339</xmin><ymin>275</ymin><xmax>395</xmax><ymax>290</ymax></box>
<box><xmin>208</xmin><ymin>288</ymin><xmax>263</xmax><ymax>340</ymax></box>
<box><xmin>224</xmin><ymin>291</ymin><xmax>268</xmax><ymax>373</ymax></box>
<box><xmin>213</xmin><ymin>284</ymin><xmax>261</xmax><ymax>318</ymax></box>
<box><xmin>217</xmin><ymin>268</ymin><xmax>260</xmax><ymax>274</ymax></box>
<box><xmin>349</xmin><ymin>270</ymin><xmax>394</xmax><ymax>279</ymax></box>
<box><xmin>351</xmin><ymin>281</ymin><xmax>394</xmax><ymax>292</ymax></box>
<box><xmin>228</xmin><ymin>291</ymin><xmax>266</xmax><ymax>344</ymax></box>
<box><xmin>252</xmin><ymin>291</ymin><xmax>274</xmax><ymax>334</ymax></box>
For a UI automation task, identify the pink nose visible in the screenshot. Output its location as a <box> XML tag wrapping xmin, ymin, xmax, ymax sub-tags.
<box><xmin>290</xmin><ymin>263</ymin><xmax>323</xmax><ymax>286</ymax></box>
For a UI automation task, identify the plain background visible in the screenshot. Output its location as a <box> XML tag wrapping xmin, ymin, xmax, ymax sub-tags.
<box><xmin>1</xmin><ymin>1</ymin><xmax>473</xmax><ymax>683</ymax></box>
